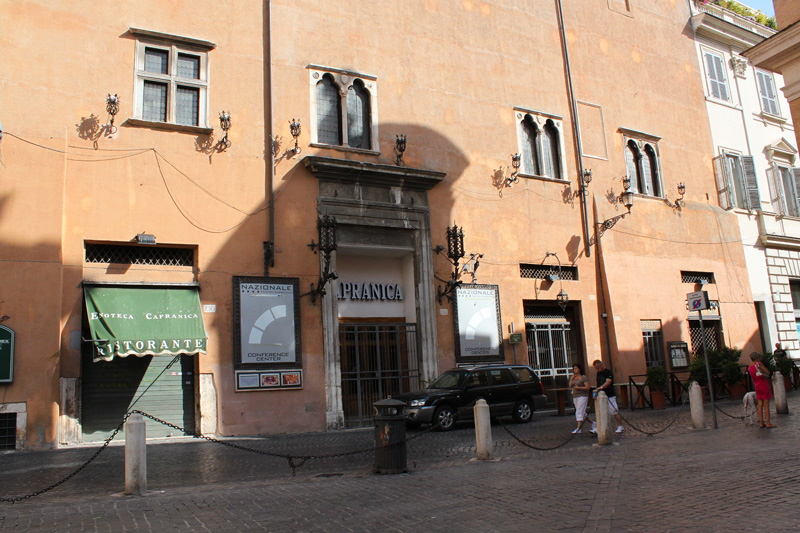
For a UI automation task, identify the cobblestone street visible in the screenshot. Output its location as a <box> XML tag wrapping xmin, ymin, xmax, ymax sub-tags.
<box><xmin>2</xmin><ymin>395</ymin><xmax>799</xmax><ymax>532</ymax></box>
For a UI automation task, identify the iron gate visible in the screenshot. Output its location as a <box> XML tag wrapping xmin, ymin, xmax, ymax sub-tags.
<box><xmin>339</xmin><ymin>323</ymin><xmax>420</xmax><ymax>428</ymax></box>
<box><xmin>526</xmin><ymin>321</ymin><xmax>576</xmax><ymax>389</ymax></box>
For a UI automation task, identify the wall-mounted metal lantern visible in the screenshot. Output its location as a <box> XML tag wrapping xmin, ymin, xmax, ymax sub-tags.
<box><xmin>590</xmin><ymin>176</ymin><xmax>635</xmax><ymax>245</ymax></box>
<box><xmin>289</xmin><ymin>118</ymin><xmax>302</xmax><ymax>155</ymax></box>
<box><xmin>106</xmin><ymin>94</ymin><xmax>120</xmax><ymax>134</ymax></box>
<box><xmin>216</xmin><ymin>111</ymin><xmax>232</xmax><ymax>151</ymax></box>
<box><xmin>395</xmin><ymin>134</ymin><xmax>407</xmax><ymax>166</ymax></box>
<box><xmin>506</xmin><ymin>153</ymin><xmax>521</xmax><ymax>187</ymax></box>
<box><xmin>306</xmin><ymin>214</ymin><xmax>338</xmax><ymax>305</ymax></box>
<box><xmin>666</xmin><ymin>182</ymin><xmax>686</xmax><ymax>209</ymax></box>
<box><xmin>435</xmin><ymin>223</ymin><xmax>483</xmax><ymax>304</ymax></box>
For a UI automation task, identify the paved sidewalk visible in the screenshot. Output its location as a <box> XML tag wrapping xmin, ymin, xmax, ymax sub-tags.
<box><xmin>1</xmin><ymin>396</ymin><xmax>799</xmax><ymax>531</ymax></box>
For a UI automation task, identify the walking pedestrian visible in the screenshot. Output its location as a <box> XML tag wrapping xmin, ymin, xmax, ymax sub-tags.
<box><xmin>569</xmin><ymin>363</ymin><xmax>593</xmax><ymax>434</ymax></box>
<box><xmin>748</xmin><ymin>352</ymin><xmax>776</xmax><ymax>428</ymax></box>
<box><xmin>592</xmin><ymin>359</ymin><xmax>625</xmax><ymax>433</ymax></box>
<box><xmin>773</xmin><ymin>343</ymin><xmax>787</xmax><ymax>359</ymax></box>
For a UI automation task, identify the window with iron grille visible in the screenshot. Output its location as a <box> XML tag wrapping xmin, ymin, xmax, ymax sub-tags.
<box><xmin>0</xmin><ymin>413</ymin><xmax>16</xmax><ymax>450</ymax></box>
<box><xmin>520</xmin><ymin>264</ymin><xmax>578</xmax><ymax>281</ymax></box>
<box><xmin>85</xmin><ymin>243</ymin><xmax>194</xmax><ymax>267</ymax></box>
<box><xmin>681</xmin><ymin>271</ymin><xmax>715</xmax><ymax>284</ymax></box>
<box><xmin>641</xmin><ymin>320</ymin><xmax>665</xmax><ymax>368</ymax></box>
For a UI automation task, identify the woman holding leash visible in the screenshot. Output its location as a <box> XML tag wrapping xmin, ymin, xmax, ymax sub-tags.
<box><xmin>748</xmin><ymin>352</ymin><xmax>776</xmax><ymax>428</ymax></box>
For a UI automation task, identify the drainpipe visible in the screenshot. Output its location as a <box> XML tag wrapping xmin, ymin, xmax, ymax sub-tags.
<box><xmin>555</xmin><ymin>0</ymin><xmax>591</xmax><ymax>258</ymax></box>
<box><xmin>265</xmin><ymin>0</ymin><xmax>276</xmax><ymax>275</ymax></box>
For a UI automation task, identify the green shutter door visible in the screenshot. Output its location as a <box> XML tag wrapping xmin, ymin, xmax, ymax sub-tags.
<box><xmin>81</xmin><ymin>353</ymin><xmax>195</xmax><ymax>441</ymax></box>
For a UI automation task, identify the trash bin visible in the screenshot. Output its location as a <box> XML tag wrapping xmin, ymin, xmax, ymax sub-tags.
<box><xmin>373</xmin><ymin>398</ymin><xmax>407</xmax><ymax>474</ymax></box>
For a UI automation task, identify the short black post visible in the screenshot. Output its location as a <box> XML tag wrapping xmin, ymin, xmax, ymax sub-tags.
<box><xmin>373</xmin><ymin>398</ymin><xmax>407</xmax><ymax>474</ymax></box>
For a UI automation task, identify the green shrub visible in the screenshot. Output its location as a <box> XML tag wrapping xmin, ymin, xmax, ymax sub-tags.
<box><xmin>721</xmin><ymin>360</ymin><xmax>743</xmax><ymax>385</ymax></box>
<box><xmin>646</xmin><ymin>365</ymin><xmax>668</xmax><ymax>392</ymax></box>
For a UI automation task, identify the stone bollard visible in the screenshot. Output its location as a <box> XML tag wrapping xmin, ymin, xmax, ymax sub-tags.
<box><xmin>596</xmin><ymin>391</ymin><xmax>613</xmax><ymax>445</ymax></box>
<box><xmin>124</xmin><ymin>413</ymin><xmax>147</xmax><ymax>496</ymax></box>
<box><xmin>689</xmin><ymin>381</ymin><xmax>705</xmax><ymax>429</ymax></box>
<box><xmin>474</xmin><ymin>399</ymin><xmax>493</xmax><ymax>460</ymax></box>
<box><xmin>774</xmin><ymin>371</ymin><xmax>788</xmax><ymax>415</ymax></box>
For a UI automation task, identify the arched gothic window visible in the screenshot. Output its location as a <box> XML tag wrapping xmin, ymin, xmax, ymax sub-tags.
<box><xmin>316</xmin><ymin>74</ymin><xmax>342</xmax><ymax>145</ymax></box>
<box><xmin>518</xmin><ymin>113</ymin><xmax>563</xmax><ymax>180</ymax></box>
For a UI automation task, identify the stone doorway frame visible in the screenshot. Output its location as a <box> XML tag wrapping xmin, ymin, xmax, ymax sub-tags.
<box><xmin>303</xmin><ymin>156</ymin><xmax>445</xmax><ymax>429</ymax></box>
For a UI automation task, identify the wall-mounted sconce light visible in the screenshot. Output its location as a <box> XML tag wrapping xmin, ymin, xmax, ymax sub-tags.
<box><xmin>435</xmin><ymin>224</ymin><xmax>484</xmax><ymax>303</ymax></box>
<box><xmin>506</xmin><ymin>153</ymin><xmax>521</xmax><ymax>187</ymax></box>
<box><xmin>395</xmin><ymin>134</ymin><xmax>407</xmax><ymax>166</ymax></box>
<box><xmin>589</xmin><ymin>177</ymin><xmax>634</xmax><ymax>245</ymax></box>
<box><xmin>216</xmin><ymin>111</ymin><xmax>232</xmax><ymax>151</ymax></box>
<box><xmin>134</xmin><ymin>232</ymin><xmax>156</xmax><ymax>245</ymax></box>
<box><xmin>106</xmin><ymin>94</ymin><xmax>120</xmax><ymax>134</ymax></box>
<box><xmin>289</xmin><ymin>118</ymin><xmax>302</xmax><ymax>155</ymax></box>
<box><xmin>542</xmin><ymin>252</ymin><xmax>569</xmax><ymax>312</ymax></box>
<box><xmin>666</xmin><ymin>182</ymin><xmax>686</xmax><ymax>209</ymax></box>
<box><xmin>557</xmin><ymin>289</ymin><xmax>569</xmax><ymax>311</ymax></box>
<box><xmin>306</xmin><ymin>214</ymin><xmax>338</xmax><ymax>305</ymax></box>
<box><xmin>581</xmin><ymin>169</ymin><xmax>592</xmax><ymax>195</ymax></box>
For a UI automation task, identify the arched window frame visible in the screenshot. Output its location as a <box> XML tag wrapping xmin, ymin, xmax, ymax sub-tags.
<box><xmin>514</xmin><ymin>108</ymin><xmax>566</xmax><ymax>182</ymax></box>
<box><xmin>309</xmin><ymin>66</ymin><xmax>379</xmax><ymax>153</ymax></box>
<box><xmin>620</xmin><ymin>129</ymin><xmax>663</xmax><ymax>198</ymax></box>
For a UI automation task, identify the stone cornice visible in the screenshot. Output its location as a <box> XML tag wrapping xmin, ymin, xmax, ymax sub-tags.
<box><xmin>302</xmin><ymin>156</ymin><xmax>445</xmax><ymax>191</ymax></box>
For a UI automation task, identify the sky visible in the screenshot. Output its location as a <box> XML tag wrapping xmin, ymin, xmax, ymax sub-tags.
<box><xmin>739</xmin><ymin>0</ymin><xmax>775</xmax><ymax>17</ymax></box>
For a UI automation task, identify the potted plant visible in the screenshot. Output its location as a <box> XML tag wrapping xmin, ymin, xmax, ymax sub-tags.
<box><xmin>646</xmin><ymin>365</ymin><xmax>668</xmax><ymax>410</ymax></box>
<box><xmin>774</xmin><ymin>355</ymin><xmax>793</xmax><ymax>392</ymax></box>
<box><xmin>721</xmin><ymin>360</ymin><xmax>745</xmax><ymax>399</ymax></box>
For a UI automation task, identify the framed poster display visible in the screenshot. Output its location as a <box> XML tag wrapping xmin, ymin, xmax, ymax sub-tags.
<box><xmin>453</xmin><ymin>284</ymin><xmax>504</xmax><ymax>362</ymax></box>
<box><xmin>668</xmin><ymin>341</ymin><xmax>689</xmax><ymax>369</ymax></box>
<box><xmin>233</xmin><ymin>277</ymin><xmax>301</xmax><ymax>369</ymax></box>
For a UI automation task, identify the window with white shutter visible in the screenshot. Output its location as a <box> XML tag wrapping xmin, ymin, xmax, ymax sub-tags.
<box><xmin>715</xmin><ymin>153</ymin><xmax>760</xmax><ymax>210</ymax></box>
<box><xmin>703</xmin><ymin>50</ymin><xmax>730</xmax><ymax>102</ymax></box>
<box><xmin>756</xmin><ymin>70</ymin><xmax>781</xmax><ymax>117</ymax></box>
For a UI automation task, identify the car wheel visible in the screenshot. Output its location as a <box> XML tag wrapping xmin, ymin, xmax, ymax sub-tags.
<box><xmin>433</xmin><ymin>406</ymin><xmax>456</xmax><ymax>431</ymax></box>
<box><xmin>513</xmin><ymin>399</ymin><xmax>533</xmax><ymax>423</ymax></box>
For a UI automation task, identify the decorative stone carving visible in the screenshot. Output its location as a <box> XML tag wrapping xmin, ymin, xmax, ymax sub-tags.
<box><xmin>730</xmin><ymin>56</ymin><xmax>747</xmax><ymax>78</ymax></box>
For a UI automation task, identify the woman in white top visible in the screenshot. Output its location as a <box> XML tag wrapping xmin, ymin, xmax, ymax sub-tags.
<box><xmin>569</xmin><ymin>363</ymin><xmax>593</xmax><ymax>434</ymax></box>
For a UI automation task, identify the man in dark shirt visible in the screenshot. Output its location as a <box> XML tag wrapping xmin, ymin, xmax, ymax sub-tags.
<box><xmin>774</xmin><ymin>343</ymin><xmax>787</xmax><ymax>359</ymax></box>
<box><xmin>592</xmin><ymin>359</ymin><xmax>624</xmax><ymax>434</ymax></box>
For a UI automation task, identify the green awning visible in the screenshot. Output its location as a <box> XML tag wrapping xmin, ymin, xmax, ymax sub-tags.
<box><xmin>84</xmin><ymin>286</ymin><xmax>207</xmax><ymax>362</ymax></box>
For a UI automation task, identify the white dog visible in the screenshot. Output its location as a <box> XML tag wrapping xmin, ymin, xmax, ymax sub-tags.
<box><xmin>743</xmin><ymin>391</ymin><xmax>758</xmax><ymax>425</ymax></box>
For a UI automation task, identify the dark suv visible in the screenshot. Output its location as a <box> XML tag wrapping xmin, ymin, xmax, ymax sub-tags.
<box><xmin>394</xmin><ymin>365</ymin><xmax>547</xmax><ymax>431</ymax></box>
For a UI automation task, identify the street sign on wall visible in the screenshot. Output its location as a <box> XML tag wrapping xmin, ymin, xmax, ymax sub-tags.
<box><xmin>687</xmin><ymin>291</ymin><xmax>710</xmax><ymax>312</ymax></box>
<box><xmin>0</xmin><ymin>325</ymin><xmax>14</xmax><ymax>383</ymax></box>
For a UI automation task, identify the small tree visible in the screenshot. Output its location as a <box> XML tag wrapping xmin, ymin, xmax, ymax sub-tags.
<box><xmin>646</xmin><ymin>365</ymin><xmax>668</xmax><ymax>392</ymax></box>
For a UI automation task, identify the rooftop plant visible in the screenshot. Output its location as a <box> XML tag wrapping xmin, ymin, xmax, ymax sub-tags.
<box><xmin>700</xmin><ymin>0</ymin><xmax>778</xmax><ymax>29</ymax></box>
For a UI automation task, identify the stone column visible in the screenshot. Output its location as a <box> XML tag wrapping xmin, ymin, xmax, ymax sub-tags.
<box><xmin>474</xmin><ymin>399</ymin><xmax>493</xmax><ymax>460</ymax></box>
<box><xmin>690</xmin><ymin>381</ymin><xmax>705</xmax><ymax>429</ymax></box>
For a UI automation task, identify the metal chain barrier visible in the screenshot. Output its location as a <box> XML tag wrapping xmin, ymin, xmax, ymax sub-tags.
<box><xmin>714</xmin><ymin>403</ymin><xmax>746</xmax><ymax>420</ymax></box>
<box><xmin>0</xmin><ymin>412</ymin><xmax>133</xmax><ymax>504</ymax></box>
<box><xmin>497</xmin><ymin>418</ymin><xmax>577</xmax><ymax>451</ymax></box>
<box><xmin>616</xmin><ymin>399</ymin><xmax>688</xmax><ymax>436</ymax></box>
<box><xmin>132</xmin><ymin>410</ymin><xmax>439</xmax><ymax>476</ymax></box>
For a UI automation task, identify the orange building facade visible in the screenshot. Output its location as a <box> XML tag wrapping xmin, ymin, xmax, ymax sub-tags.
<box><xmin>0</xmin><ymin>0</ymin><xmax>762</xmax><ymax>450</ymax></box>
